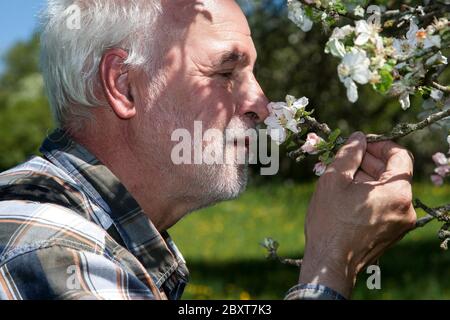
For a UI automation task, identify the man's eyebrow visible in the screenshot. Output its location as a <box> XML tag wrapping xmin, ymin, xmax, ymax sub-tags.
<box><xmin>214</xmin><ymin>51</ymin><xmax>249</xmax><ymax>67</ymax></box>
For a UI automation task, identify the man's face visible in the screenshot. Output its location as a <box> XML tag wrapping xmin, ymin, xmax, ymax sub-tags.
<box><xmin>134</xmin><ymin>0</ymin><xmax>269</xmax><ymax>210</ymax></box>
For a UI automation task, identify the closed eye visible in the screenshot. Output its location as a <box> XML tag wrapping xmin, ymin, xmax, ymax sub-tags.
<box><xmin>218</xmin><ymin>71</ymin><xmax>234</xmax><ymax>79</ymax></box>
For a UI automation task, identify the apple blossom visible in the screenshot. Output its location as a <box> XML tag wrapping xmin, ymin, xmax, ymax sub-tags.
<box><xmin>287</xmin><ymin>0</ymin><xmax>313</xmax><ymax>32</ymax></box>
<box><xmin>301</xmin><ymin>133</ymin><xmax>324</xmax><ymax>155</ymax></box>
<box><xmin>354</xmin><ymin>6</ymin><xmax>365</xmax><ymax>18</ymax></box>
<box><xmin>313</xmin><ymin>161</ymin><xmax>327</xmax><ymax>176</ymax></box>
<box><xmin>393</xmin><ymin>21</ymin><xmax>442</xmax><ymax>59</ymax></box>
<box><xmin>337</xmin><ymin>49</ymin><xmax>371</xmax><ymax>103</ymax></box>
<box><xmin>354</xmin><ymin>20</ymin><xmax>383</xmax><ymax>52</ymax></box>
<box><xmin>433</xmin><ymin>152</ymin><xmax>448</xmax><ymax>166</ymax></box>
<box><xmin>392</xmin><ymin>21</ymin><xmax>420</xmax><ymax>59</ymax></box>
<box><xmin>431</xmin><ymin>174</ymin><xmax>444</xmax><ymax>186</ymax></box>
<box><xmin>435</xmin><ymin>165</ymin><xmax>450</xmax><ymax>177</ymax></box>
<box><xmin>264</xmin><ymin>96</ymin><xmax>309</xmax><ymax>145</ymax></box>
<box><xmin>448</xmin><ymin>135</ymin><xmax>450</xmax><ymax>153</ymax></box>
<box><xmin>390</xmin><ymin>80</ymin><xmax>415</xmax><ymax>110</ymax></box>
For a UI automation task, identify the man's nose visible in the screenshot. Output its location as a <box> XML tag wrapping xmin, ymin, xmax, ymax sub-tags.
<box><xmin>236</xmin><ymin>74</ymin><xmax>270</xmax><ymax>125</ymax></box>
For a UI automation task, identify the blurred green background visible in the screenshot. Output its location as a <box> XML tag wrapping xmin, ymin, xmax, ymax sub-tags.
<box><xmin>0</xmin><ymin>0</ymin><xmax>449</xmax><ymax>299</ymax></box>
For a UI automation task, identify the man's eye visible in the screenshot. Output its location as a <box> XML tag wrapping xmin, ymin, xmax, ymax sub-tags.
<box><xmin>218</xmin><ymin>71</ymin><xmax>234</xmax><ymax>79</ymax></box>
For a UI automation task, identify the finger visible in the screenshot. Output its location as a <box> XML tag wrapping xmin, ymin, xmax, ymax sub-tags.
<box><xmin>360</xmin><ymin>151</ymin><xmax>386</xmax><ymax>180</ymax></box>
<box><xmin>327</xmin><ymin>132</ymin><xmax>367</xmax><ymax>181</ymax></box>
<box><xmin>366</xmin><ymin>141</ymin><xmax>398</xmax><ymax>162</ymax></box>
<box><xmin>367</xmin><ymin>141</ymin><xmax>414</xmax><ymax>177</ymax></box>
<box><xmin>354</xmin><ymin>170</ymin><xmax>374</xmax><ymax>183</ymax></box>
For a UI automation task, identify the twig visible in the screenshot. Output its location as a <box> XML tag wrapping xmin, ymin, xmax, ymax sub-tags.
<box><xmin>413</xmin><ymin>199</ymin><xmax>450</xmax><ymax>223</ymax></box>
<box><xmin>415</xmin><ymin>214</ymin><xmax>436</xmax><ymax>228</ymax></box>
<box><xmin>366</xmin><ymin>107</ymin><xmax>450</xmax><ymax>142</ymax></box>
<box><xmin>260</xmin><ymin>237</ymin><xmax>303</xmax><ymax>267</ymax></box>
<box><xmin>409</xmin><ymin>200</ymin><xmax>450</xmax><ymax>249</ymax></box>
<box><xmin>294</xmin><ymin>0</ymin><xmax>359</xmax><ymax>21</ymax></box>
<box><xmin>303</xmin><ymin>115</ymin><xmax>332</xmax><ymax>136</ymax></box>
<box><xmin>293</xmin><ymin>107</ymin><xmax>450</xmax><ymax>145</ymax></box>
<box><xmin>432</xmin><ymin>81</ymin><xmax>450</xmax><ymax>93</ymax></box>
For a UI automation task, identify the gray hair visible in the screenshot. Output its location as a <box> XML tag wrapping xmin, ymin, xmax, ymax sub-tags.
<box><xmin>40</xmin><ymin>0</ymin><xmax>163</xmax><ymax>126</ymax></box>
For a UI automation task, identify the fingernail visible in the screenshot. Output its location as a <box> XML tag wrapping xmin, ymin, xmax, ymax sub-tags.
<box><xmin>349</xmin><ymin>131</ymin><xmax>365</xmax><ymax>142</ymax></box>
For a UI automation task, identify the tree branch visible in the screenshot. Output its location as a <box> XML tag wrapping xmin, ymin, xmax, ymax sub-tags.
<box><xmin>366</xmin><ymin>107</ymin><xmax>450</xmax><ymax>142</ymax></box>
<box><xmin>432</xmin><ymin>81</ymin><xmax>450</xmax><ymax>93</ymax></box>
<box><xmin>413</xmin><ymin>199</ymin><xmax>450</xmax><ymax>250</ymax></box>
<box><xmin>293</xmin><ymin>107</ymin><xmax>450</xmax><ymax>145</ymax></box>
<box><xmin>413</xmin><ymin>199</ymin><xmax>450</xmax><ymax>225</ymax></box>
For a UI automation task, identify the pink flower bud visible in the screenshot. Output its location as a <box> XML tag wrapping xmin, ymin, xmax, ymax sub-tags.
<box><xmin>435</xmin><ymin>165</ymin><xmax>450</xmax><ymax>177</ymax></box>
<box><xmin>432</xmin><ymin>152</ymin><xmax>448</xmax><ymax>166</ymax></box>
<box><xmin>301</xmin><ymin>133</ymin><xmax>323</xmax><ymax>155</ymax></box>
<box><xmin>313</xmin><ymin>161</ymin><xmax>327</xmax><ymax>176</ymax></box>
<box><xmin>431</xmin><ymin>174</ymin><xmax>444</xmax><ymax>186</ymax></box>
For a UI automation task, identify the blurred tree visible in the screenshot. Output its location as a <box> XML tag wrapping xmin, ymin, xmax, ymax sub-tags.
<box><xmin>0</xmin><ymin>33</ymin><xmax>53</xmax><ymax>171</ymax></box>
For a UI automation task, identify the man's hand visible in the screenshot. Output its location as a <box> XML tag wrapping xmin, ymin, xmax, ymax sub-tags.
<box><xmin>299</xmin><ymin>132</ymin><xmax>417</xmax><ymax>298</ymax></box>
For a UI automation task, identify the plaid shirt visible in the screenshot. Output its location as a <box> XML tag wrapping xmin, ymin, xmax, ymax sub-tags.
<box><xmin>0</xmin><ymin>129</ymin><xmax>344</xmax><ymax>300</ymax></box>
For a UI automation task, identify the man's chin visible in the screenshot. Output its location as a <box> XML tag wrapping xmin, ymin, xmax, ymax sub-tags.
<box><xmin>195</xmin><ymin>163</ymin><xmax>248</xmax><ymax>207</ymax></box>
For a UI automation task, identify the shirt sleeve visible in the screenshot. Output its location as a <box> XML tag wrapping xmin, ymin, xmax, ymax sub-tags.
<box><xmin>0</xmin><ymin>245</ymin><xmax>159</xmax><ymax>300</ymax></box>
<box><xmin>284</xmin><ymin>284</ymin><xmax>347</xmax><ymax>300</ymax></box>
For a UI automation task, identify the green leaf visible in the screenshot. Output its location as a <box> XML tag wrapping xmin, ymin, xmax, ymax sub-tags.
<box><xmin>319</xmin><ymin>151</ymin><xmax>331</xmax><ymax>163</ymax></box>
<box><xmin>328</xmin><ymin>129</ymin><xmax>342</xmax><ymax>144</ymax></box>
<box><xmin>374</xmin><ymin>66</ymin><xmax>394</xmax><ymax>94</ymax></box>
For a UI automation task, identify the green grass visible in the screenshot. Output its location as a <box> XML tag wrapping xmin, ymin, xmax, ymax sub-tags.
<box><xmin>169</xmin><ymin>181</ymin><xmax>450</xmax><ymax>300</ymax></box>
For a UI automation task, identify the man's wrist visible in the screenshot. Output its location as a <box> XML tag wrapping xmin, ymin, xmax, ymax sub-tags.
<box><xmin>285</xmin><ymin>283</ymin><xmax>347</xmax><ymax>300</ymax></box>
<box><xmin>299</xmin><ymin>254</ymin><xmax>356</xmax><ymax>299</ymax></box>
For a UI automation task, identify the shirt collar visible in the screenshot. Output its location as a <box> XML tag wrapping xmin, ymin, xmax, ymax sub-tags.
<box><xmin>39</xmin><ymin>129</ymin><xmax>188</xmax><ymax>290</ymax></box>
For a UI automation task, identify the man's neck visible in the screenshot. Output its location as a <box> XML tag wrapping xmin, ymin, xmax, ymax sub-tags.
<box><xmin>70</xmin><ymin>126</ymin><xmax>187</xmax><ymax>232</ymax></box>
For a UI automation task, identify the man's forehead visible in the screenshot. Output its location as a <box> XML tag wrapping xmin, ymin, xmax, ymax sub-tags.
<box><xmin>166</xmin><ymin>0</ymin><xmax>251</xmax><ymax>36</ymax></box>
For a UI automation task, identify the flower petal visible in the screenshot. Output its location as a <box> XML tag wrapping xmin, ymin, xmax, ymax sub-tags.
<box><xmin>399</xmin><ymin>92</ymin><xmax>411</xmax><ymax>110</ymax></box>
<box><xmin>344</xmin><ymin>79</ymin><xmax>359</xmax><ymax>103</ymax></box>
<box><xmin>268</xmin><ymin>127</ymin><xmax>287</xmax><ymax>145</ymax></box>
<box><xmin>355</xmin><ymin>33</ymin><xmax>370</xmax><ymax>46</ymax></box>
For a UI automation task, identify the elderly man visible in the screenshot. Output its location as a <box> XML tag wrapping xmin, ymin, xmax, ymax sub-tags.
<box><xmin>0</xmin><ymin>0</ymin><xmax>415</xmax><ymax>300</ymax></box>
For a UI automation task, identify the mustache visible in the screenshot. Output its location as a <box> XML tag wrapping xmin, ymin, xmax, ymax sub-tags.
<box><xmin>224</xmin><ymin>118</ymin><xmax>258</xmax><ymax>144</ymax></box>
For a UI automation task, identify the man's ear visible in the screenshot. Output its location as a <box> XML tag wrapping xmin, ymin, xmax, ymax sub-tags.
<box><xmin>99</xmin><ymin>48</ymin><xmax>136</xmax><ymax>119</ymax></box>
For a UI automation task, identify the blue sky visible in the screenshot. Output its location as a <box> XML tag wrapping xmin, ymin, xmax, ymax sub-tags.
<box><xmin>0</xmin><ymin>0</ymin><xmax>45</xmax><ymax>71</ymax></box>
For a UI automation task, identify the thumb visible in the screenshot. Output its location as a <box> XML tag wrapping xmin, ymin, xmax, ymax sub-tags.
<box><xmin>327</xmin><ymin>132</ymin><xmax>367</xmax><ymax>181</ymax></box>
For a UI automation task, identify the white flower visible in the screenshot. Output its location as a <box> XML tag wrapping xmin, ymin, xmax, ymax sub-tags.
<box><xmin>393</xmin><ymin>21</ymin><xmax>419</xmax><ymax>58</ymax></box>
<box><xmin>393</xmin><ymin>21</ymin><xmax>442</xmax><ymax>58</ymax></box>
<box><xmin>291</xmin><ymin>96</ymin><xmax>309</xmax><ymax>111</ymax></box>
<box><xmin>419</xmin><ymin>29</ymin><xmax>441</xmax><ymax>49</ymax></box>
<box><xmin>264</xmin><ymin>96</ymin><xmax>309</xmax><ymax>145</ymax></box>
<box><xmin>325</xmin><ymin>38</ymin><xmax>347</xmax><ymax>58</ymax></box>
<box><xmin>288</xmin><ymin>1</ymin><xmax>313</xmax><ymax>32</ymax></box>
<box><xmin>447</xmin><ymin>135</ymin><xmax>450</xmax><ymax>154</ymax></box>
<box><xmin>354</xmin><ymin>6</ymin><xmax>365</xmax><ymax>18</ymax></box>
<box><xmin>337</xmin><ymin>49</ymin><xmax>371</xmax><ymax>103</ymax></box>
<box><xmin>325</xmin><ymin>26</ymin><xmax>355</xmax><ymax>58</ymax></box>
<box><xmin>390</xmin><ymin>80</ymin><xmax>414</xmax><ymax>110</ymax></box>
<box><xmin>330</xmin><ymin>25</ymin><xmax>355</xmax><ymax>41</ymax></box>
<box><xmin>399</xmin><ymin>92</ymin><xmax>411</xmax><ymax>110</ymax></box>
<box><xmin>354</xmin><ymin>20</ymin><xmax>383</xmax><ymax>52</ymax></box>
